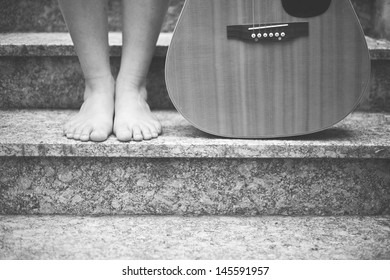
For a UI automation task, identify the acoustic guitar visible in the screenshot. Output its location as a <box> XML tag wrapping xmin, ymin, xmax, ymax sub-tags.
<box><xmin>165</xmin><ymin>0</ymin><xmax>371</xmax><ymax>138</ymax></box>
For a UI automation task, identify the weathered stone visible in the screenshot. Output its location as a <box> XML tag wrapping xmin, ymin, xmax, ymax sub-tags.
<box><xmin>1</xmin><ymin>216</ymin><xmax>389</xmax><ymax>259</ymax></box>
<box><xmin>0</xmin><ymin>0</ymin><xmax>184</xmax><ymax>33</ymax></box>
<box><xmin>352</xmin><ymin>0</ymin><xmax>375</xmax><ymax>35</ymax></box>
<box><xmin>0</xmin><ymin>110</ymin><xmax>390</xmax><ymax>159</ymax></box>
<box><xmin>0</xmin><ymin>110</ymin><xmax>389</xmax><ymax>215</ymax></box>
<box><xmin>0</xmin><ymin>33</ymin><xmax>170</xmax><ymax>57</ymax></box>
<box><xmin>0</xmin><ymin>0</ymin><xmax>379</xmax><ymax>39</ymax></box>
<box><xmin>1</xmin><ymin>157</ymin><xmax>389</xmax><ymax>216</ymax></box>
<box><xmin>0</xmin><ymin>34</ymin><xmax>172</xmax><ymax>110</ymax></box>
<box><xmin>373</xmin><ymin>0</ymin><xmax>390</xmax><ymax>39</ymax></box>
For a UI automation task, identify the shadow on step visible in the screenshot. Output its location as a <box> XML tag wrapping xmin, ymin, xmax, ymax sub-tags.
<box><xmin>179</xmin><ymin>127</ymin><xmax>355</xmax><ymax>141</ymax></box>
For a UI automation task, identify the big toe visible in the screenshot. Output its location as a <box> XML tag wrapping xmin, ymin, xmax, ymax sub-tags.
<box><xmin>90</xmin><ymin>129</ymin><xmax>109</xmax><ymax>142</ymax></box>
<box><xmin>115</xmin><ymin>127</ymin><xmax>133</xmax><ymax>142</ymax></box>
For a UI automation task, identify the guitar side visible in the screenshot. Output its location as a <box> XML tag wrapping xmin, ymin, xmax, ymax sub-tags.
<box><xmin>165</xmin><ymin>0</ymin><xmax>371</xmax><ymax>138</ymax></box>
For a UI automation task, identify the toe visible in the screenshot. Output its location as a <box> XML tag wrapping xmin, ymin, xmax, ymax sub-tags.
<box><xmin>153</xmin><ymin>121</ymin><xmax>162</xmax><ymax>134</ymax></box>
<box><xmin>90</xmin><ymin>130</ymin><xmax>109</xmax><ymax>142</ymax></box>
<box><xmin>73</xmin><ymin>125</ymin><xmax>84</xmax><ymax>140</ymax></box>
<box><xmin>132</xmin><ymin>125</ymin><xmax>143</xmax><ymax>141</ymax></box>
<box><xmin>80</xmin><ymin>125</ymin><xmax>93</xmax><ymax>142</ymax></box>
<box><xmin>66</xmin><ymin>127</ymin><xmax>77</xmax><ymax>139</ymax></box>
<box><xmin>141</xmin><ymin>126</ymin><xmax>152</xmax><ymax>140</ymax></box>
<box><xmin>147</xmin><ymin>124</ymin><xmax>159</xmax><ymax>138</ymax></box>
<box><xmin>115</xmin><ymin>127</ymin><xmax>133</xmax><ymax>142</ymax></box>
<box><xmin>63</xmin><ymin>121</ymin><xmax>73</xmax><ymax>136</ymax></box>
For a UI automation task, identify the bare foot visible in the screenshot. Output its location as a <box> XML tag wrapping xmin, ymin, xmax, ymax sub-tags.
<box><xmin>114</xmin><ymin>80</ymin><xmax>162</xmax><ymax>142</ymax></box>
<box><xmin>63</xmin><ymin>75</ymin><xmax>115</xmax><ymax>142</ymax></box>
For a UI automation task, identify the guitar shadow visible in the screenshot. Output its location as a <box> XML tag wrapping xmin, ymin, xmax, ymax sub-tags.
<box><xmin>189</xmin><ymin>126</ymin><xmax>355</xmax><ymax>141</ymax></box>
<box><xmin>281</xmin><ymin>127</ymin><xmax>355</xmax><ymax>141</ymax></box>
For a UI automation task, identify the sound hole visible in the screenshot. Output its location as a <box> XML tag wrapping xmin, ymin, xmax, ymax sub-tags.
<box><xmin>281</xmin><ymin>0</ymin><xmax>332</xmax><ymax>18</ymax></box>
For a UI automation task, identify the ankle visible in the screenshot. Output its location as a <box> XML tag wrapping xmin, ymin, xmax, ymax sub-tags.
<box><xmin>116</xmin><ymin>74</ymin><xmax>146</xmax><ymax>91</ymax></box>
<box><xmin>115</xmin><ymin>77</ymin><xmax>147</xmax><ymax>100</ymax></box>
<box><xmin>84</xmin><ymin>74</ymin><xmax>115</xmax><ymax>92</ymax></box>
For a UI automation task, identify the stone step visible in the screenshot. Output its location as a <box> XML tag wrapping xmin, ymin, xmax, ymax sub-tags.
<box><xmin>1</xmin><ymin>0</ymin><xmax>387</xmax><ymax>39</ymax></box>
<box><xmin>0</xmin><ymin>33</ymin><xmax>173</xmax><ymax>110</ymax></box>
<box><xmin>1</xmin><ymin>215</ymin><xmax>389</xmax><ymax>259</ymax></box>
<box><xmin>0</xmin><ymin>110</ymin><xmax>389</xmax><ymax>215</ymax></box>
<box><xmin>0</xmin><ymin>0</ymin><xmax>184</xmax><ymax>33</ymax></box>
<box><xmin>1</xmin><ymin>33</ymin><xmax>390</xmax><ymax>112</ymax></box>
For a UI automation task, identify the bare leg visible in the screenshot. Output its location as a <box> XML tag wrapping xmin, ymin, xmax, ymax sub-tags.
<box><xmin>114</xmin><ymin>0</ymin><xmax>169</xmax><ymax>141</ymax></box>
<box><xmin>59</xmin><ymin>0</ymin><xmax>115</xmax><ymax>142</ymax></box>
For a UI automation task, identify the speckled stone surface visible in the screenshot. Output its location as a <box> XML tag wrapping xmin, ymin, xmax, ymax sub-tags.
<box><xmin>0</xmin><ymin>33</ymin><xmax>170</xmax><ymax>57</ymax></box>
<box><xmin>0</xmin><ymin>34</ymin><xmax>389</xmax><ymax>111</ymax></box>
<box><xmin>1</xmin><ymin>110</ymin><xmax>390</xmax><ymax>159</ymax></box>
<box><xmin>0</xmin><ymin>216</ymin><xmax>389</xmax><ymax>259</ymax></box>
<box><xmin>361</xmin><ymin>60</ymin><xmax>390</xmax><ymax>112</ymax></box>
<box><xmin>1</xmin><ymin>155</ymin><xmax>389</xmax><ymax>215</ymax></box>
<box><xmin>0</xmin><ymin>0</ymin><xmax>183</xmax><ymax>33</ymax></box>
<box><xmin>0</xmin><ymin>40</ymin><xmax>173</xmax><ymax>110</ymax></box>
<box><xmin>1</xmin><ymin>111</ymin><xmax>389</xmax><ymax>215</ymax></box>
<box><xmin>0</xmin><ymin>0</ymin><xmax>375</xmax><ymax>38</ymax></box>
<box><xmin>367</xmin><ymin>37</ymin><xmax>390</xmax><ymax>60</ymax></box>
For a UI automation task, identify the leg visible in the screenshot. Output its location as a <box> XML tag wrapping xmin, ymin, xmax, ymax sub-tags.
<box><xmin>59</xmin><ymin>0</ymin><xmax>115</xmax><ymax>142</ymax></box>
<box><xmin>114</xmin><ymin>0</ymin><xmax>169</xmax><ymax>141</ymax></box>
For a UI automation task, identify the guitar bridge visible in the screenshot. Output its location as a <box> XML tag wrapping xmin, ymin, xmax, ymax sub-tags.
<box><xmin>227</xmin><ymin>22</ymin><xmax>308</xmax><ymax>43</ymax></box>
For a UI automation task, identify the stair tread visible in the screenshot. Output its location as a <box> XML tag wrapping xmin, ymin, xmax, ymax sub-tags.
<box><xmin>0</xmin><ymin>32</ymin><xmax>171</xmax><ymax>57</ymax></box>
<box><xmin>0</xmin><ymin>33</ymin><xmax>389</xmax><ymax>59</ymax></box>
<box><xmin>1</xmin><ymin>215</ymin><xmax>389</xmax><ymax>259</ymax></box>
<box><xmin>0</xmin><ymin>110</ymin><xmax>389</xmax><ymax>158</ymax></box>
<box><xmin>366</xmin><ymin>37</ymin><xmax>390</xmax><ymax>59</ymax></box>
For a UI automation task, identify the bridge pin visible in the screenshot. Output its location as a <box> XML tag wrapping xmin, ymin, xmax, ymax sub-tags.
<box><xmin>257</xmin><ymin>33</ymin><xmax>262</xmax><ymax>38</ymax></box>
<box><xmin>275</xmin><ymin>32</ymin><xmax>280</xmax><ymax>37</ymax></box>
<box><xmin>263</xmin><ymin>33</ymin><xmax>268</xmax><ymax>38</ymax></box>
<box><xmin>281</xmin><ymin>32</ymin><xmax>286</xmax><ymax>37</ymax></box>
<box><xmin>251</xmin><ymin>33</ymin><xmax>256</xmax><ymax>39</ymax></box>
<box><xmin>269</xmin><ymin>33</ymin><xmax>274</xmax><ymax>37</ymax></box>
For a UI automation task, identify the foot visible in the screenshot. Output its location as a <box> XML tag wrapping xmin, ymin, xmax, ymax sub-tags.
<box><xmin>114</xmin><ymin>81</ymin><xmax>162</xmax><ymax>142</ymax></box>
<box><xmin>63</xmin><ymin>75</ymin><xmax>115</xmax><ymax>142</ymax></box>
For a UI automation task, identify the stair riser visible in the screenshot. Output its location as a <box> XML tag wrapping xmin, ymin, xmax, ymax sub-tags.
<box><xmin>0</xmin><ymin>0</ymin><xmax>183</xmax><ymax>33</ymax></box>
<box><xmin>1</xmin><ymin>157</ymin><xmax>389</xmax><ymax>215</ymax></box>
<box><xmin>0</xmin><ymin>56</ymin><xmax>173</xmax><ymax>110</ymax></box>
<box><xmin>0</xmin><ymin>57</ymin><xmax>389</xmax><ymax>112</ymax></box>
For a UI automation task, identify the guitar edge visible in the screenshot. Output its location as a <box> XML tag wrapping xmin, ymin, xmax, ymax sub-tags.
<box><xmin>165</xmin><ymin>0</ymin><xmax>371</xmax><ymax>138</ymax></box>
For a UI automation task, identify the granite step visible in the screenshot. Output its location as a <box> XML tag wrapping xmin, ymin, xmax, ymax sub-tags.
<box><xmin>1</xmin><ymin>215</ymin><xmax>389</xmax><ymax>259</ymax></box>
<box><xmin>0</xmin><ymin>0</ymin><xmax>383</xmax><ymax>39</ymax></box>
<box><xmin>0</xmin><ymin>33</ymin><xmax>173</xmax><ymax>110</ymax></box>
<box><xmin>0</xmin><ymin>109</ymin><xmax>389</xmax><ymax>215</ymax></box>
<box><xmin>1</xmin><ymin>33</ymin><xmax>390</xmax><ymax>112</ymax></box>
<box><xmin>0</xmin><ymin>0</ymin><xmax>184</xmax><ymax>33</ymax></box>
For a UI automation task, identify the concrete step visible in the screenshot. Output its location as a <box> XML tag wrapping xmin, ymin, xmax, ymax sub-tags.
<box><xmin>1</xmin><ymin>215</ymin><xmax>389</xmax><ymax>259</ymax></box>
<box><xmin>0</xmin><ymin>0</ymin><xmax>373</xmax><ymax>34</ymax></box>
<box><xmin>1</xmin><ymin>33</ymin><xmax>390</xmax><ymax>112</ymax></box>
<box><xmin>0</xmin><ymin>110</ymin><xmax>389</xmax><ymax>215</ymax></box>
<box><xmin>0</xmin><ymin>0</ymin><xmax>184</xmax><ymax>33</ymax></box>
<box><xmin>2</xmin><ymin>0</ymin><xmax>387</xmax><ymax>40</ymax></box>
<box><xmin>0</xmin><ymin>33</ymin><xmax>173</xmax><ymax>110</ymax></box>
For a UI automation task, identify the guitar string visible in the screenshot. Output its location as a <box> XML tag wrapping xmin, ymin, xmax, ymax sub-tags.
<box><xmin>258</xmin><ymin>0</ymin><xmax>262</xmax><ymax>34</ymax></box>
<box><xmin>252</xmin><ymin>0</ymin><xmax>255</xmax><ymax>35</ymax></box>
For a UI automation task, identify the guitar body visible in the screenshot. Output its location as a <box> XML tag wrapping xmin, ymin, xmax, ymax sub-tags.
<box><xmin>165</xmin><ymin>0</ymin><xmax>371</xmax><ymax>138</ymax></box>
